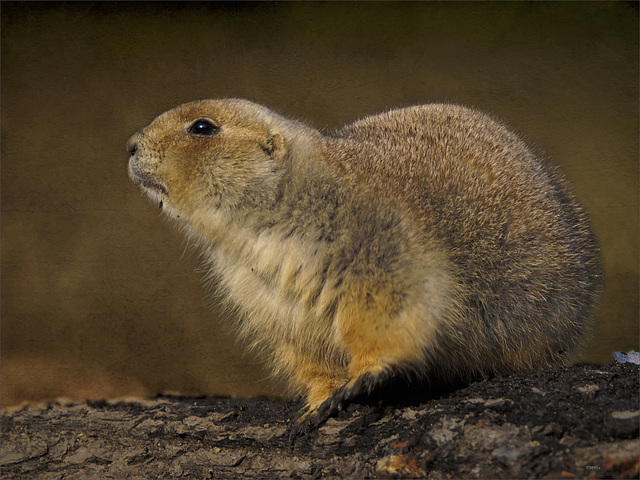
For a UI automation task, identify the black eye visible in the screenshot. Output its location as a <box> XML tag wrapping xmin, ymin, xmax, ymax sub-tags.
<box><xmin>187</xmin><ymin>119</ymin><xmax>219</xmax><ymax>136</ymax></box>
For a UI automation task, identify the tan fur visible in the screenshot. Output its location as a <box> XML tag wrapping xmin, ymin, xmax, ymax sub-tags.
<box><xmin>127</xmin><ymin>99</ymin><xmax>603</xmax><ymax>419</ymax></box>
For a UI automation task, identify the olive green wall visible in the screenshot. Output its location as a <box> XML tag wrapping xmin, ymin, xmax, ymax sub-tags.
<box><xmin>2</xmin><ymin>1</ymin><xmax>638</xmax><ymax>407</ymax></box>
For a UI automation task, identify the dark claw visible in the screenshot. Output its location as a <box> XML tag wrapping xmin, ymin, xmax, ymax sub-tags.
<box><xmin>288</xmin><ymin>369</ymin><xmax>394</xmax><ymax>445</ymax></box>
<box><xmin>288</xmin><ymin>392</ymin><xmax>346</xmax><ymax>444</ymax></box>
<box><xmin>288</xmin><ymin>408</ymin><xmax>329</xmax><ymax>445</ymax></box>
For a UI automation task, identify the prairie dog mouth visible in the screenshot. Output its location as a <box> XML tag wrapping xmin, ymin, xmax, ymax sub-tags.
<box><xmin>128</xmin><ymin>161</ymin><xmax>168</xmax><ymax>196</ymax></box>
<box><xmin>128</xmin><ymin>162</ymin><xmax>168</xmax><ymax>211</ymax></box>
<box><xmin>138</xmin><ymin>176</ymin><xmax>168</xmax><ymax>196</ymax></box>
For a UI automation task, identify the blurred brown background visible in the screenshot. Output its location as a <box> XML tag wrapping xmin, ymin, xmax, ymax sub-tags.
<box><xmin>2</xmin><ymin>2</ymin><xmax>638</xmax><ymax>408</ymax></box>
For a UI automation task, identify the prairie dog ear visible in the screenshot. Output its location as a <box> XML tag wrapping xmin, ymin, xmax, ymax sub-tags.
<box><xmin>263</xmin><ymin>132</ymin><xmax>287</xmax><ymax>162</ymax></box>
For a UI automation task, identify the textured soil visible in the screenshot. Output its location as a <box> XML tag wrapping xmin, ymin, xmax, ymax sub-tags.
<box><xmin>1</xmin><ymin>362</ymin><xmax>638</xmax><ymax>479</ymax></box>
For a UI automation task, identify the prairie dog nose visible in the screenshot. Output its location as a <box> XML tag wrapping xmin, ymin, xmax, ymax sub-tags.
<box><xmin>126</xmin><ymin>133</ymin><xmax>140</xmax><ymax>156</ymax></box>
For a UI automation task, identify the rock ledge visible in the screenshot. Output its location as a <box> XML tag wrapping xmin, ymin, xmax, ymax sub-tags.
<box><xmin>1</xmin><ymin>363</ymin><xmax>638</xmax><ymax>479</ymax></box>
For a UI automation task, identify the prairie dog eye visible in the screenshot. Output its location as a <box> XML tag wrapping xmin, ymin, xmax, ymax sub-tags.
<box><xmin>187</xmin><ymin>118</ymin><xmax>220</xmax><ymax>136</ymax></box>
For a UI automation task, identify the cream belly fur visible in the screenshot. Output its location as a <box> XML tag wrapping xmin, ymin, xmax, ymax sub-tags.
<box><xmin>127</xmin><ymin>99</ymin><xmax>603</xmax><ymax>425</ymax></box>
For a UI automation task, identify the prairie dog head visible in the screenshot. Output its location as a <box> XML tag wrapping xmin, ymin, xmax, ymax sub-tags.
<box><xmin>127</xmin><ymin>99</ymin><xmax>304</xmax><ymax>220</ymax></box>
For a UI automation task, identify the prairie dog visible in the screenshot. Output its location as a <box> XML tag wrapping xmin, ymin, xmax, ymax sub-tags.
<box><xmin>127</xmin><ymin>99</ymin><xmax>603</xmax><ymax>422</ymax></box>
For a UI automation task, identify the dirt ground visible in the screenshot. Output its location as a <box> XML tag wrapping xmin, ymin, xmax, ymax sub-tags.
<box><xmin>2</xmin><ymin>361</ymin><xmax>637</xmax><ymax>479</ymax></box>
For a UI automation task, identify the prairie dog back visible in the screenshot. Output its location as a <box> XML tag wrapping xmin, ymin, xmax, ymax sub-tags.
<box><xmin>127</xmin><ymin>99</ymin><xmax>602</xmax><ymax>425</ymax></box>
